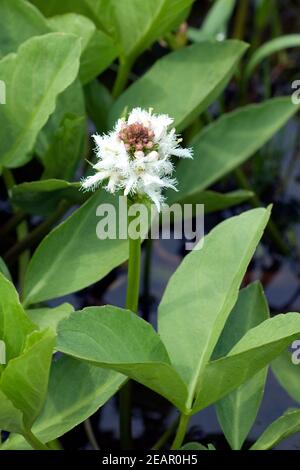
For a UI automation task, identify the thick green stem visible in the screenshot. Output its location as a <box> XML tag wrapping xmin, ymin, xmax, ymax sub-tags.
<box><xmin>112</xmin><ymin>59</ymin><xmax>132</xmax><ymax>99</ymax></box>
<box><xmin>119</xmin><ymin>199</ymin><xmax>142</xmax><ymax>449</ymax></box>
<box><xmin>23</xmin><ymin>430</ymin><xmax>50</xmax><ymax>451</ymax></box>
<box><xmin>171</xmin><ymin>414</ymin><xmax>190</xmax><ymax>450</ymax></box>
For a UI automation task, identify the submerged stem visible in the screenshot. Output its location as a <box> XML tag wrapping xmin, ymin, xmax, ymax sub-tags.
<box><xmin>171</xmin><ymin>413</ymin><xmax>190</xmax><ymax>450</ymax></box>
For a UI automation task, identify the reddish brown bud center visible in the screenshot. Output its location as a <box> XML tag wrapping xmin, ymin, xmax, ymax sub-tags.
<box><xmin>119</xmin><ymin>123</ymin><xmax>155</xmax><ymax>155</ymax></box>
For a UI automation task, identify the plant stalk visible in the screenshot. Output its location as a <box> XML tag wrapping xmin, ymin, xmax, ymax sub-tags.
<box><xmin>170</xmin><ymin>413</ymin><xmax>190</xmax><ymax>450</ymax></box>
<box><xmin>112</xmin><ymin>59</ymin><xmax>132</xmax><ymax>99</ymax></box>
<box><xmin>119</xmin><ymin>198</ymin><xmax>142</xmax><ymax>449</ymax></box>
<box><xmin>23</xmin><ymin>430</ymin><xmax>50</xmax><ymax>451</ymax></box>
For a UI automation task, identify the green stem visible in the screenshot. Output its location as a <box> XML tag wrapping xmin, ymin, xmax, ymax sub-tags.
<box><xmin>4</xmin><ymin>201</ymin><xmax>70</xmax><ymax>267</ymax></box>
<box><xmin>233</xmin><ymin>0</ymin><xmax>249</xmax><ymax>40</ymax></box>
<box><xmin>152</xmin><ymin>417</ymin><xmax>179</xmax><ymax>450</ymax></box>
<box><xmin>84</xmin><ymin>418</ymin><xmax>100</xmax><ymax>450</ymax></box>
<box><xmin>171</xmin><ymin>413</ymin><xmax>190</xmax><ymax>450</ymax></box>
<box><xmin>0</xmin><ymin>210</ymin><xmax>26</xmax><ymax>237</ymax></box>
<box><xmin>234</xmin><ymin>168</ymin><xmax>290</xmax><ymax>255</ymax></box>
<box><xmin>126</xmin><ymin>235</ymin><xmax>141</xmax><ymax>313</ymax></box>
<box><xmin>2</xmin><ymin>169</ymin><xmax>29</xmax><ymax>292</ymax></box>
<box><xmin>23</xmin><ymin>430</ymin><xmax>50</xmax><ymax>451</ymax></box>
<box><xmin>112</xmin><ymin>59</ymin><xmax>132</xmax><ymax>100</ymax></box>
<box><xmin>119</xmin><ymin>198</ymin><xmax>142</xmax><ymax>449</ymax></box>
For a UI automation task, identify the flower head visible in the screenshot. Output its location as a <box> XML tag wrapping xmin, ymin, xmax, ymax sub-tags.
<box><xmin>81</xmin><ymin>108</ymin><xmax>192</xmax><ymax>210</ymax></box>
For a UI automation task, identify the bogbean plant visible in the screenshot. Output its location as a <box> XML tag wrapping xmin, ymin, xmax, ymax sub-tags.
<box><xmin>0</xmin><ymin>0</ymin><xmax>300</xmax><ymax>451</ymax></box>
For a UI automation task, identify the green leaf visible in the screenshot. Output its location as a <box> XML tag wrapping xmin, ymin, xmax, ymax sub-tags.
<box><xmin>110</xmin><ymin>41</ymin><xmax>248</xmax><ymax>131</ymax></box>
<box><xmin>158</xmin><ymin>207</ymin><xmax>271</xmax><ymax>411</ymax></box>
<box><xmin>0</xmin><ymin>390</ymin><xmax>23</xmax><ymax>435</ymax></box>
<box><xmin>48</xmin><ymin>13</ymin><xmax>95</xmax><ymax>51</ymax></box>
<box><xmin>0</xmin><ymin>273</ymin><xmax>35</xmax><ymax>361</ymax></box>
<box><xmin>42</xmin><ymin>114</ymin><xmax>86</xmax><ymax>181</ymax></box>
<box><xmin>177</xmin><ymin>189</ymin><xmax>253</xmax><ymax>212</ymax></box>
<box><xmin>245</xmin><ymin>35</ymin><xmax>300</xmax><ymax>78</ymax></box>
<box><xmin>272</xmin><ymin>350</ymin><xmax>300</xmax><ymax>403</ymax></box>
<box><xmin>23</xmin><ymin>192</ymin><xmax>129</xmax><ymax>305</ymax></box>
<box><xmin>101</xmin><ymin>0</ymin><xmax>194</xmax><ymax>61</ymax></box>
<box><xmin>27</xmin><ymin>303</ymin><xmax>74</xmax><ymax>333</ymax></box>
<box><xmin>214</xmin><ymin>282</ymin><xmax>269</xmax><ymax>450</ymax></box>
<box><xmin>251</xmin><ymin>409</ymin><xmax>300</xmax><ymax>450</ymax></box>
<box><xmin>1</xmin><ymin>355</ymin><xmax>125</xmax><ymax>449</ymax></box>
<box><xmin>0</xmin><ymin>0</ymin><xmax>50</xmax><ymax>58</ymax></box>
<box><xmin>0</xmin><ymin>33</ymin><xmax>82</xmax><ymax>168</ymax></box>
<box><xmin>188</xmin><ymin>0</ymin><xmax>236</xmax><ymax>42</ymax></box>
<box><xmin>170</xmin><ymin>98</ymin><xmax>299</xmax><ymax>203</ymax></box>
<box><xmin>0</xmin><ymin>257</ymin><xmax>12</xmax><ymax>282</ymax></box>
<box><xmin>0</xmin><ymin>328</ymin><xmax>55</xmax><ymax>430</ymax></box>
<box><xmin>57</xmin><ymin>306</ymin><xmax>188</xmax><ymax>410</ymax></box>
<box><xmin>194</xmin><ymin>313</ymin><xmax>300</xmax><ymax>412</ymax></box>
<box><xmin>79</xmin><ymin>29</ymin><xmax>119</xmax><ymax>84</ymax></box>
<box><xmin>35</xmin><ymin>79</ymin><xmax>85</xmax><ymax>163</ymax></box>
<box><xmin>84</xmin><ymin>80</ymin><xmax>113</xmax><ymax>133</ymax></box>
<box><xmin>11</xmin><ymin>179</ymin><xmax>86</xmax><ymax>216</ymax></box>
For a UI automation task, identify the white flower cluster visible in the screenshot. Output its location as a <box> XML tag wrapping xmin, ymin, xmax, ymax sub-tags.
<box><xmin>81</xmin><ymin>108</ymin><xmax>192</xmax><ymax>210</ymax></box>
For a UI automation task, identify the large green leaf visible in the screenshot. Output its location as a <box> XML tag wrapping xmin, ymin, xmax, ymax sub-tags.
<box><xmin>177</xmin><ymin>189</ymin><xmax>253</xmax><ymax>212</ymax></box>
<box><xmin>27</xmin><ymin>303</ymin><xmax>74</xmax><ymax>334</ymax></box>
<box><xmin>0</xmin><ymin>329</ymin><xmax>55</xmax><ymax>431</ymax></box>
<box><xmin>1</xmin><ymin>355</ymin><xmax>125</xmax><ymax>450</ymax></box>
<box><xmin>0</xmin><ymin>33</ymin><xmax>82</xmax><ymax>168</ymax></box>
<box><xmin>11</xmin><ymin>180</ymin><xmax>86</xmax><ymax>216</ymax></box>
<box><xmin>0</xmin><ymin>257</ymin><xmax>12</xmax><ymax>282</ymax></box>
<box><xmin>251</xmin><ymin>409</ymin><xmax>300</xmax><ymax>450</ymax></box>
<box><xmin>0</xmin><ymin>273</ymin><xmax>35</xmax><ymax>361</ymax></box>
<box><xmin>0</xmin><ymin>390</ymin><xmax>23</xmax><ymax>435</ymax></box>
<box><xmin>29</xmin><ymin>0</ymin><xmax>111</xmax><ymax>32</ymax></box>
<box><xmin>41</xmin><ymin>114</ymin><xmax>86</xmax><ymax>181</ymax></box>
<box><xmin>84</xmin><ymin>80</ymin><xmax>113</xmax><ymax>133</ymax></box>
<box><xmin>272</xmin><ymin>350</ymin><xmax>300</xmax><ymax>403</ymax></box>
<box><xmin>110</xmin><ymin>40</ymin><xmax>248</xmax><ymax>131</ymax></box>
<box><xmin>79</xmin><ymin>29</ymin><xmax>119</xmax><ymax>84</ymax></box>
<box><xmin>23</xmin><ymin>192</ymin><xmax>129</xmax><ymax>305</ymax></box>
<box><xmin>0</xmin><ymin>0</ymin><xmax>50</xmax><ymax>58</ymax></box>
<box><xmin>57</xmin><ymin>306</ymin><xmax>188</xmax><ymax>410</ymax></box>
<box><xmin>47</xmin><ymin>10</ymin><xmax>118</xmax><ymax>84</ymax></box>
<box><xmin>35</xmin><ymin>79</ymin><xmax>85</xmax><ymax>161</ymax></box>
<box><xmin>214</xmin><ymin>282</ymin><xmax>269</xmax><ymax>450</ymax></box>
<box><xmin>170</xmin><ymin>98</ymin><xmax>299</xmax><ymax>203</ymax></box>
<box><xmin>194</xmin><ymin>313</ymin><xmax>300</xmax><ymax>412</ymax></box>
<box><xmin>100</xmin><ymin>0</ymin><xmax>194</xmax><ymax>61</ymax></box>
<box><xmin>245</xmin><ymin>35</ymin><xmax>300</xmax><ymax>78</ymax></box>
<box><xmin>158</xmin><ymin>207</ymin><xmax>270</xmax><ymax>411</ymax></box>
<box><xmin>48</xmin><ymin>13</ymin><xmax>95</xmax><ymax>51</ymax></box>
